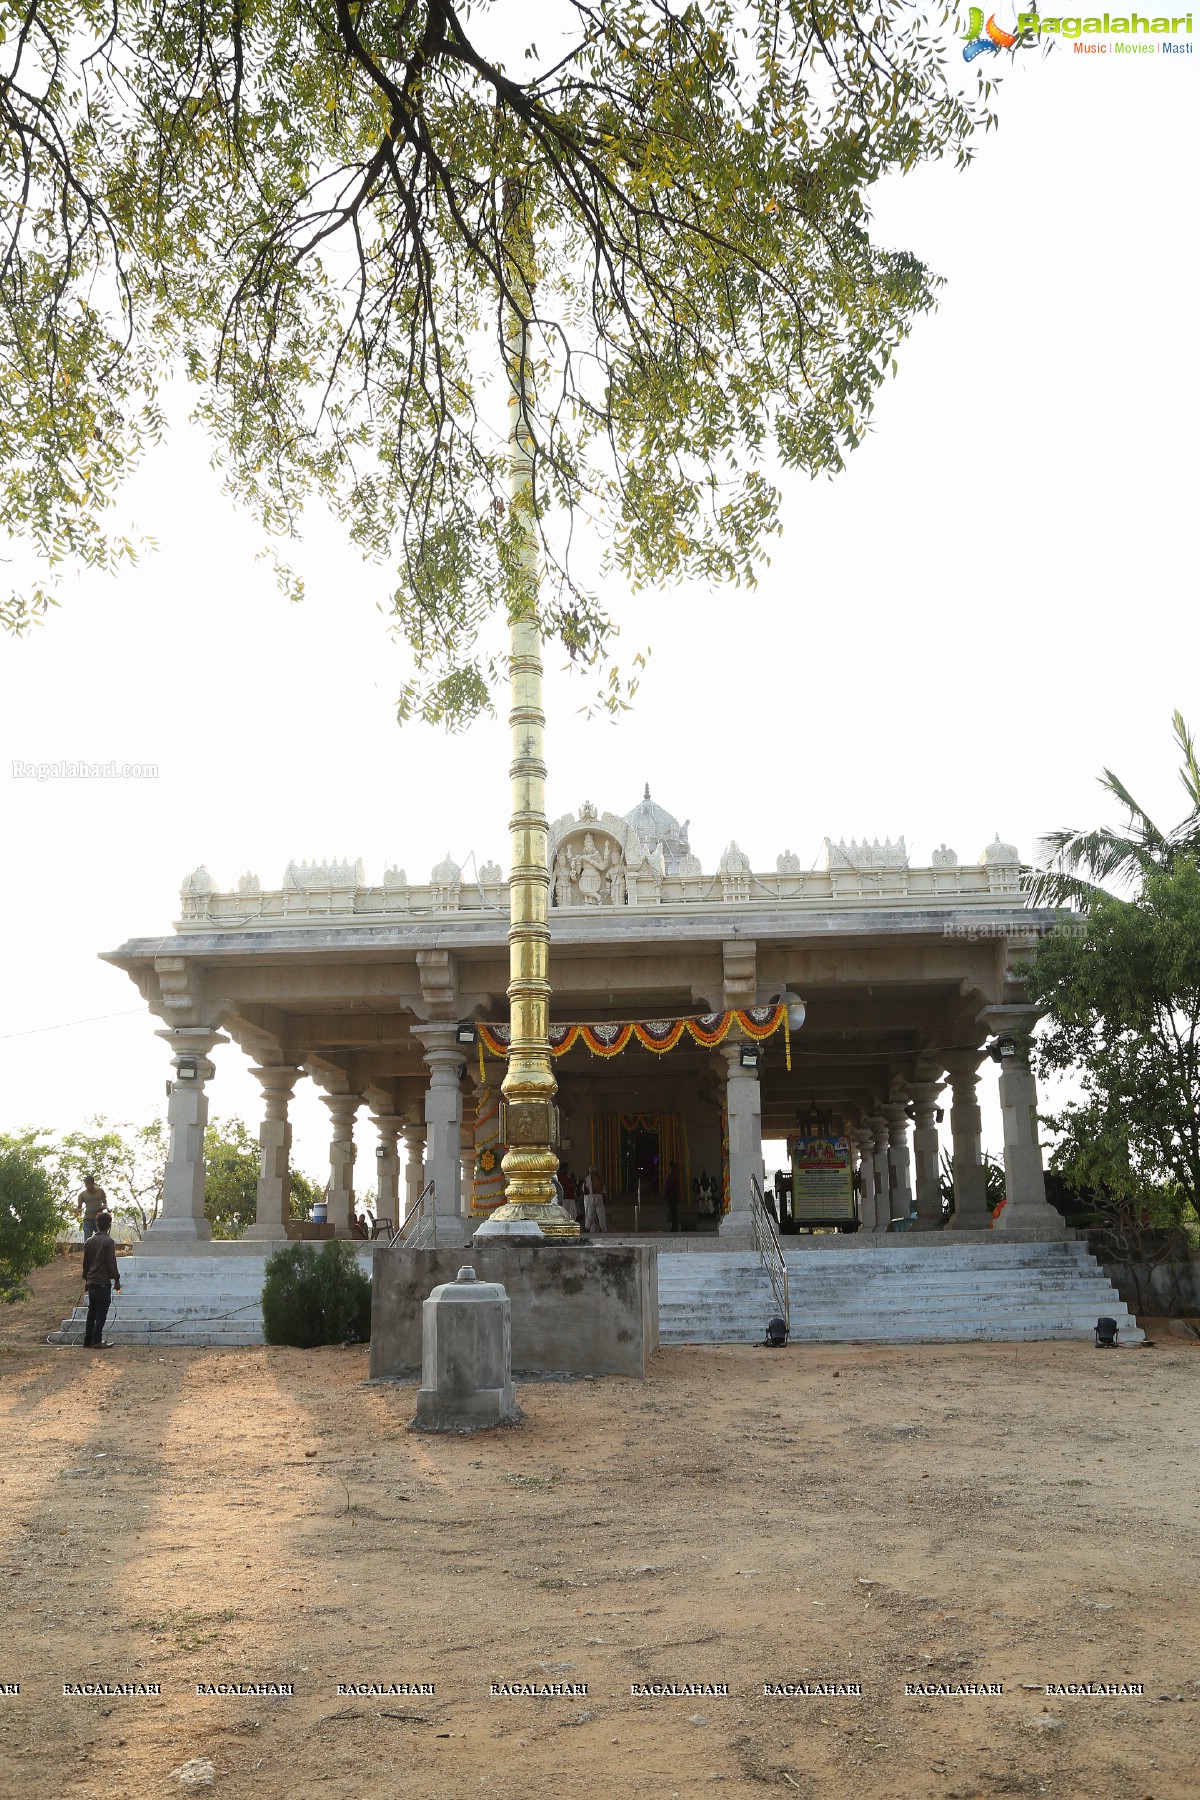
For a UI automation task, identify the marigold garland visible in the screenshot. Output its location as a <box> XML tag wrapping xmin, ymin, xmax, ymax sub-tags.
<box><xmin>476</xmin><ymin>1005</ymin><xmax>786</xmax><ymax>1063</ymax></box>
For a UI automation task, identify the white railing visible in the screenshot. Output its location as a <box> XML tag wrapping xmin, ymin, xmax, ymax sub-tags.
<box><xmin>751</xmin><ymin>1175</ymin><xmax>790</xmax><ymax>1335</ymax></box>
<box><xmin>389</xmin><ymin>1181</ymin><xmax>437</xmax><ymax>1249</ymax></box>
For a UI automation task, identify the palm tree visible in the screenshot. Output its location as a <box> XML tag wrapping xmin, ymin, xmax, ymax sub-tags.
<box><xmin>1027</xmin><ymin>711</ymin><xmax>1200</xmax><ymax>907</ymax></box>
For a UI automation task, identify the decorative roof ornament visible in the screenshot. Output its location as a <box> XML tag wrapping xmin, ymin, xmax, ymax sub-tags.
<box><xmin>180</xmin><ymin>864</ymin><xmax>217</xmax><ymax>898</ymax></box>
<box><xmin>678</xmin><ymin>852</ymin><xmax>702</xmax><ymax>877</ymax></box>
<box><xmin>824</xmin><ymin>836</ymin><xmax>909</xmax><ymax>873</ymax></box>
<box><xmin>776</xmin><ymin>849</ymin><xmax>801</xmax><ymax>874</ymax></box>
<box><xmin>578</xmin><ymin>799</ymin><xmax>598</xmax><ymax>823</ymax></box>
<box><xmin>284</xmin><ymin>858</ymin><xmax>365</xmax><ymax>891</ymax></box>
<box><xmin>623</xmin><ymin>783</ymin><xmax>692</xmax><ymax>873</ymax></box>
<box><xmin>236</xmin><ymin>871</ymin><xmax>261</xmax><ymax>895</ymax></box>
<box><xmin>382</xmin><ymin>865</ymin><xmax>408</xmax><ymax>888</ymax></box>
<box><xmin>931</xmin><ymin>844</ymin><xmax>959</xmax><ymax>869</ymax></box>
<box><xmin>719</xmin><ymin>840</ymin><xmax>750</xmax><ymax>875</ymax></box>
<box><xmin>431</xmin><ymin>853</ymin><xmax>461</xmax><ymax>885</ymax></box>
<box><xmin>979</xmin><ymin>834</ymin><xmax>1019</xmax><ymax>866</ymax></box>
<box><xmin>478</xmin><ymin>860</ymin><xmax>503</xmax><ymax>883</ymax></box>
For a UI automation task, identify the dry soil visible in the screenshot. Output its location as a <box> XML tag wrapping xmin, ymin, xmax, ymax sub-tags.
<box><xmin>1</xmin><ymin>1253</ymin><xmax>1197</xmax><ymax>1800</ymax></box>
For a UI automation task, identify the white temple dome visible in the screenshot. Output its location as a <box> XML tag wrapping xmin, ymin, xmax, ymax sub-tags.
<box><xmin>431</xmin><ymin>853</ymin><xmax>461</xmax><ymax>884</ymax></box>
<box><xmin>623</xmin><ymin>783</ymin><xmax>692</xmax><ymax>873</ymax></box>
<box><xmin>979</xmin><ymin>834</ymin><xmax>1019</xmax><ymax>866</ymax></box>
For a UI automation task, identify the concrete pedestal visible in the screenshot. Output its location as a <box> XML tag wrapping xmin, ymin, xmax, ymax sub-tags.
<box><xmin>371</xmin><ymin>1242</ymin><xmax>658</xmax><ymax>1379</ymax></box>
<box><xmin>411</xmin><ymin>1266</ymin><xmax>518</xmax><ymax>1432</ymax></box>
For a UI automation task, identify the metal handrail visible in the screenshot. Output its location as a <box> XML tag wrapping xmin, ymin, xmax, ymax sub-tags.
<box><xmin>389</xmin><ymin>1180</ymin><xmax>437</xmax><ymax>1249</ymax></box>
<box><xmin>751</xmin><ymin>1174</ymin><xmax>790</xmax><ymax>1334</ymax></box>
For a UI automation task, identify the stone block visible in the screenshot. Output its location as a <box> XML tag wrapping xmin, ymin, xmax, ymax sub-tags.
<box><xmin>411</xmin><ymin>1266</ymin><xmax>518</xmax><ymax>1433</ymax></box>
<box><xmin>370</xmin><ymin>1242</ymin><xmax>658</xmax><ymax>1380</ymax></box>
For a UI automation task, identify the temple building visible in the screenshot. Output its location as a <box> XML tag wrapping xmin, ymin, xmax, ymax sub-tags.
<box><xmin>102</xmin><ymin>786</ymin><xmax>1069</xmax><ymax>1250</ymax></box>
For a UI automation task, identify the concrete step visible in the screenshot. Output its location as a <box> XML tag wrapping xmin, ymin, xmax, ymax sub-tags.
<box><xmin>52</xmin><ymin>1242</ymin><xmax>1143</xmax><ymax>1349</ymax></box>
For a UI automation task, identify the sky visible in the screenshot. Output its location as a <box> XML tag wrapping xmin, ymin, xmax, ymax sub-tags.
<box><xmin>2</xmin><ymin>29</ymin><xmax>1197</xmax><ymax>1190</ymax></box>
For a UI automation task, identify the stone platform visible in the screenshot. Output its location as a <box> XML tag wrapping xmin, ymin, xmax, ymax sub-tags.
<box><xmin>48</xmin><ymin>1235</ymin><xmax>1142</xmax><ymax>1351</ymax></box>
<box><xmin>370</xmin><ymin>1242</ymin><xmax>659</xmax><ymax>1380</ymax></box>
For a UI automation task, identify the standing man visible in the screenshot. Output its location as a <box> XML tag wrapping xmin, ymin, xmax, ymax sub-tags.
<box><xmin>583</xmin><ymin>1165</ymin><xmax>607</xmax><ymax>1235</ymax></box>
<box><xmin>664</xmin><ymin>1160</ymin><xmax>682</xmax><ymax>1233</ymax></box>
<box><xmin>81</xmin><ymin>1212</ymin><xmax>121</xmax><ymax>1349</ymax></box>
<box><xmin>76</xmin><ymin>1174</ymin><xmax>108</xmax><ymax>1242</ymax></box>
<box><xmin>560</xmin><ymin>1164</ymin><xmax>578</xmax><ymax>1224</ymax></box>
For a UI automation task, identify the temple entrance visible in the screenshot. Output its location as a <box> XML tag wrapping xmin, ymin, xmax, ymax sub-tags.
<box><xmin>590</xmin><ymin>1110</ymin><xmax>693</xmax><ymax>1232</ymax></box>
<box><xmin>622</xmin><ymin>1123</ymin><xmax>660</xmax><ymax>1199</ymax></box>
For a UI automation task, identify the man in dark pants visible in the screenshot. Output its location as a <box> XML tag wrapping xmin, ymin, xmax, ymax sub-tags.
<box><xmin>81</xmin><ymin>1213</ymin><xmax>121</xmax><ymax>1348</ymax></box>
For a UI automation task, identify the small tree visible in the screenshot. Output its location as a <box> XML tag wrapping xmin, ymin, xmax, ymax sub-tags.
<box><xmin>0</xmin><ymin>1133</ymin><xmax>63</xmax><ymax>1303</ymax></box>
<box><xmin>289</xmin><ymin>1168</ymin><xmax>322</xmax><ymax>1226</ymax></box>
<box><xmin>1026</xmin><ymin>859</ymin><xmax>1200</xmax><ymax>1236</ymax></box>
<box><xmin>203</xmin><ymin>1117</ymin><xmax>261</xmax><ymax>1238</ymax></box>
<box><xmin>52</xmin><ymin>1117</ymin><xmax>167</xmax><ymax>1237</ymax></box>
<box><xmin>261</xmin><ymin>1240</ymin><xmax>372</xmax><ymax>1348</ymax></box>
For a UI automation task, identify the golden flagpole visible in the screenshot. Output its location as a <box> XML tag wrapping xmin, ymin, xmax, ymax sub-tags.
<box><xmin>489</xmin><ymin>171</ymin><xmax>578</xmax><ymax>1238</ymax></box>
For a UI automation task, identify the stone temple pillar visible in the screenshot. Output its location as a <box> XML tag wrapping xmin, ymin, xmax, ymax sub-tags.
<box><xmin>944</xmin><ymin>1053</ymin><xmax>993</xmax><ymax>1232</ymax></box>
<box><xmin>245</xmin><ymin>1065</ymin><xmax>301</xmax><ymax>1240</ymax></box>
<box><xmin>415</xmin><ymin>1025</ymin><xmax>470</xmax><ymax>1247</ymax></box>
<box><xmin>147</xmin><ymin>1027</ymin><xmax>227</xmax><ymax>1245</ymax></box>
<box><xmin>372</xmin><ymin>1113</ymin><xmax>403</xmax><ymax>1228</ymax></box>
<box><xmin>908</xmin><ymin>1079</ymin><xmax>945</xmax><ymax>1232</ymax></box>
<box><xmin>403</xmin><ymin>1121</ymin><xmax>426</xmax><ymax>1220</ymax></box>
<box><xmin>879</xmin><ymin>1102</ymin><xmax>913</xmax><ymax>1230</ymax></box>
<box><xmin>853</xmin><ymin>1124</ymin><xmax>877</xmax><ymax>1233</ymax></box>
<box><xmin>993</xmin><ymin>1042</ymin><xmax>1065</xmax><ymax>1239</ymax></box>
<box><xmin>866</xmin><ymin>1116</ymin><xmax>890</xmax><ymax>1233</ymax></box>
<box><xmin>719</xmin><ymin>1041</ymin><xmax>762</xmax><ymax>1245</ymax></box>
<box><xmin>321</xmin><ymin>1092</ymin><xmax>361</xmax><ymax>1235</ymax></box>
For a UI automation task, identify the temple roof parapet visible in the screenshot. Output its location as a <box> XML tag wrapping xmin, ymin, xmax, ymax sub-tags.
<box><xmin>175</xmin><ymin>815</ymin><xmax>1026</xmax><ymax>932</ymax></box>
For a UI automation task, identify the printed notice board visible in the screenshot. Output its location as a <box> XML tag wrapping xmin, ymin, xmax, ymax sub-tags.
<box><xmin>789</xmin><ymin>1135</ymin><xmax>856</xmax><ymax>1225</ymax></box>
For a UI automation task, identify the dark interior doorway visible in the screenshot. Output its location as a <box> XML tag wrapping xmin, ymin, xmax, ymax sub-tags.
<box><xmin>621</xmin><ymin>1124</ymin><xmax>660</xmax><ymax>1196</ymax></box>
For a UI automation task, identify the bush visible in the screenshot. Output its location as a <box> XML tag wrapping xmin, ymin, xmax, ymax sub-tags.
<box><xmin>261</xmin><ymin>1239</ymin><xmax>371</xmax><ymax>1348</ymax></box>
<box><xmin>0</xmin><ymin>1134</ymin><xmax>63</xmax><ymax>1304</ymax></box>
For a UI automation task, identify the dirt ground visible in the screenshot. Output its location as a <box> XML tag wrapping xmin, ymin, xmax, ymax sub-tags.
<box><xmin>1</xmin><ymin>1254</ymin><xmax>1198</xmax><ymax>1800</ymax></box>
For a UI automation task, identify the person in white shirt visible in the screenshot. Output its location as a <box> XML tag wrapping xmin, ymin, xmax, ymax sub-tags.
<box><xmin>583</xmin><ymin>1165</ymin><xmax>607</xmax><ymax>1234</ymax></box>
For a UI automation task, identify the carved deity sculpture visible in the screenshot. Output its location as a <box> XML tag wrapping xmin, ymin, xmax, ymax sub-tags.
<box><xmin>575</xmin><ymin>832</ymin><xmax>609</xmax><ymax>905</ymax></box>
<box><xmin>551</xmin><ymin>851</ymin><xmax>575</xmax><ymax>908</ymax></box>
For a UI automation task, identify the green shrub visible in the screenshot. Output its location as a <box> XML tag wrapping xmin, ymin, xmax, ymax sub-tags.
<box><xmin>261</xmin><ymin>1239</ymin><xmax>371</xmax><ymax>1348</ymax></box>
<box><xmin>0</xmin><ymin>1133</ymin><xmax>63</xmax><ymax>1303</ymax></box>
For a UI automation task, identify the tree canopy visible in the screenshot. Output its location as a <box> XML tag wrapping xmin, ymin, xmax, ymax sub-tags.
<box><xmin>1026</xmin><ymin>859</ymin><xmax>1200</xmax><ymax>1228</ymax></box>
<box><xmin>3</xmin><ymin>0</ymin><xmax>995</xmax><ymax>722</ymax></box>
<box><xmin>0</xmin><ymin>1130</ymin><xmax>63</xmax><ymax>1302</ymax></box>
<box><xmin>1027</xmin><ymin>710</ymin><xmax>1200</xmax><ymax>908</ymax></box>
<box><xmin>1025</xmin><ymin>715</ymin><xmax>1200</xmax><ymax>1228</ymax></box>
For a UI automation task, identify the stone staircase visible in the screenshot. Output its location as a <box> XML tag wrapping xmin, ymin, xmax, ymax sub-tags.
<box><xmin>53</xmin><ymin>1239</ymin><xmax>1144</xmax><ymax>1350</ymax></box>
<box><xmin>658</xmin><ymin>1241</ymin><xmax>1145</xmax><ymax>1345</ymax></box>
<box><xmin>49</xmin><ymin>1247</ymin><xmax>376</xmax><ymax>1348</ymax></box>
